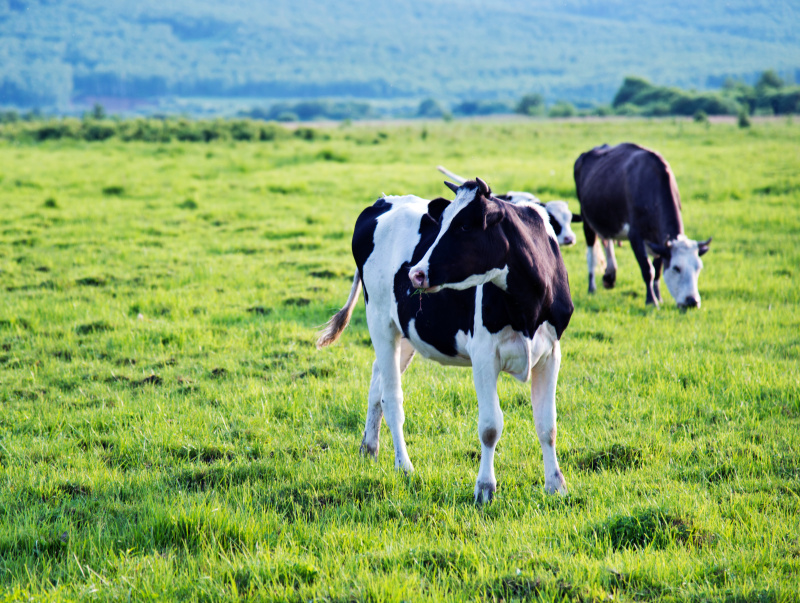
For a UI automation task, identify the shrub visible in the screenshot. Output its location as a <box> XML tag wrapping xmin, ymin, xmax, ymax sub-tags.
<box><xmin>453</xmin><ymin>100</ymin><xmax>512</xmax><ymax>116</ymax></box>
<box><xmin>613</xmin><ymin>76</ymin><xmax>653</xmax><ymax>107</ymax></box>
<box><xmin>515</xmin><ymin>93</ymin><xmax>545</xmax><ymax>116</ymax></box>
<box><xmin>416</xmin><ymin>98</ymin><xmax>445</xmax><ymax>118</ymax></box>
<box><xmin>738</xmin><ymin>109</ymin><xmax>751</xmax><ymax>128</ymax></box>
<box><xmin>548</xmin><ymin>101</ymin><xmax>576</xmax><ymax>118</ymax></box>
<box><xmin>81</xmin><ymin>121</ymin><xmax>117</xmax><ymax>141</ymax></box>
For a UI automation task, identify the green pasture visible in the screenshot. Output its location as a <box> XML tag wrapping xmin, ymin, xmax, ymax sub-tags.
<box><xmin>0</xmin><ymin>118</ymin><xmax>798</xmax><ymax>601</ymax></box>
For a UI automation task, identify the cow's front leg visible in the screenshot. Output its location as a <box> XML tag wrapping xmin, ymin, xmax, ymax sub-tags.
<box><xmin>652</xmin><ymin>256</ymin><xmax>663</xmax><ymax>304</ymax></box>
<box><xmin>530</xmin><ymin>331</ymin><xmax>567</xmax><ymax>495</ymax></box>
<box><xmin>360</xmin><ymin>338</ymin><xmax>415</xmax><ymax>459</ymax></box>
<box><xmin>602</xmin><ymin>239</ymin><xmax>618</xmax><ymax>289</ymax></box>
<box><xmin>369</xmin><ymin>323</ymin><xmax>413</xmax><ymax>473</ymax></box>
<box><xmin>472</xmin><ymin>357</ymin><xmax>503</xmax><ymax>504</ymax></box>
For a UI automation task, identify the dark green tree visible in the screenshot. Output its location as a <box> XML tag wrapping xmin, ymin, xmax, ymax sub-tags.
<box><xmin>515</xmin><ymin>93</ymin><xmax>544</xmax><ymax>116</ymax></box>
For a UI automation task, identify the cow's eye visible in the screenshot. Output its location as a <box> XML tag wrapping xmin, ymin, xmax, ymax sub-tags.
<box><xmin>460</xmin><ymin>224</ymin><xmax>472</xmax><ymax>232</ymax></box>
<box><xmin>673</xmin><ymin>266</ymin><xmax>682</xmax><ymax>273</ymax></box>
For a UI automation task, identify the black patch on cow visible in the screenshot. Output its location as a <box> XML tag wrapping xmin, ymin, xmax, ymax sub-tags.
<box><xmin>481</xmin><ymin>205</ymin><xmax>573</xmax><ymax>339</ymax></box>
<box><xmin>352</xmin><ymin>197</ymin><xmax>393</xmax><ymax>302</ymax></box>
<box><xmin>393</xmin><ymin>206</ymin><xmax>475</xmax><ymax>357</ymax></box>
<box><xmin>427</xmin><ymin>197</ymin><xmax>450</xmax><ymax>222</ymax></box>
<box><xmin>425</xmin><ymin>192</ymin><xmax>507</xmax><ymax>289</ymax></box>
<box><xmin>548</xmin><ymin>211</ymin><xmax>563</xmax><ymax>236</ymax></box>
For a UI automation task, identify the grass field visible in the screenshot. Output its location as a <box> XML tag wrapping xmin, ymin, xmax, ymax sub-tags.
<box><xmin>1</xmin><ymin>118</ymin><xmax>799</xmax><ymax>602</ymax></box>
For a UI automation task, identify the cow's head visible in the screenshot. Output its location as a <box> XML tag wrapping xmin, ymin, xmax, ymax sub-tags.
<box><xmin>409</xmin><ymin>178</ymin><xmax>510</xmax><ymax>292</ymax></box>
<box><xmin>543</xmin><ymin>200</ymin><xmax>580</xmax><ymax>247</ymax></box>
<box><xmin>647</xmin><ymin>235</ymin><xmax>712</xmax><ymax>309</ymax></box>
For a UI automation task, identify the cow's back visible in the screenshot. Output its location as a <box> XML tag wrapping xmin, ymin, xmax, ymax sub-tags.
<box><xmin>575</xmin><ymin>143</ymin><xmax>681</xmax><ymax>241</ymax></box>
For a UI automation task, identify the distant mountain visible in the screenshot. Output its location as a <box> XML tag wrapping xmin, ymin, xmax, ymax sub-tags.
<box><xmin>1</xmin><ymin>0</ymin><xmax>798</xmax><ymax>112</ymax></box>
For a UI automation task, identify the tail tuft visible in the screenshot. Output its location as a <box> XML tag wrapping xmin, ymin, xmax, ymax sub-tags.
<box><xmin>315</xmin><ymin>272</ymin><xmax>362</xmax><ymax>349</ymax></box>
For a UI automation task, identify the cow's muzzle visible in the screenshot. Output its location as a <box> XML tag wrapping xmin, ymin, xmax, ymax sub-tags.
<box><xmin>409</xmin><ymin>268</ymin><xmax>429</xmax><ymax>290</ymax></box>
<box><xmin>678</xmin><ymin>296</ymin><xmax>700</xmax><ymax>310</ymax></box>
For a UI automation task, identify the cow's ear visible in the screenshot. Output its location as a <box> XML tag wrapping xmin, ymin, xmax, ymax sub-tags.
<box><xmin>444</xmin><ymin>181</ymin><xmax>460</xmax><ymax>194</ymax></box>
<box><xmin>698</xmin><ymin>237</ymin><xmax>712</xmax><ymax>256</ymax></box>
<box><xmin>483</xmin><ymin>205</ymin><xmax>504</xmax><ymax>230</ymax></box>
<box><xmin>571</xmin><ymin>213</ymin><xmax>583</xmax><ymax>223</ymax></box>
<box><xmin>427</xmin><ymin>197</ymin><xmax>450</xmax><ymax>222</ymax></box>
<box><xmin>646</xmin><ymin>240</ymin><xmax>671</xmax><ymax>258</ymax></box>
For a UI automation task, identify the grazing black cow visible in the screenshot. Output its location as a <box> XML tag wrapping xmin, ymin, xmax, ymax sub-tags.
<box><xmin>437</xmin><ymin>165</ymin><xmax>582</xmax><ymax>247</ymax></box>
<box><xmin>574</xmin><ymin>143</ymin><xmax>712</xmax><ymax>308</ymax></box>
<box><xmin>317</xmin><ymin>178</ymin><xmax>574</xmax><ymax>502</ymax></box>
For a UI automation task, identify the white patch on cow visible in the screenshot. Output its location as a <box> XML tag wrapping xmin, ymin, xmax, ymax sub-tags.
<box><xmin>493</xmin><ymin>325</ymin><xmax>531</xmax><ymax>381</ymax></box>
<box><xmin>440</xmin><ymin>265</ymin><xmax>509</xmax><ymax>292</ymax></box>
<box><xmin>364</xmin><ymin>195</ymin><xmax>429</xmax><ymax>319</ymax></box>
<box><xmin>612</xmin><ymin>222</ymin><xmax>630</xmax><ymax>239</ymax></box>
<box><xmin>503</xmin><ymin>191</ymin><xmax>542</xmax><ymax>204</ymax></box>
<box><xmin>659</xmin><ymin>235</ymin><xmax>704</xmax><ymax>308</ymax></box>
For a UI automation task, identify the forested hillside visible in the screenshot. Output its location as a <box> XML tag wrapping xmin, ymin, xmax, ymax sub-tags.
<box><xmin>1</xmin><ymin>0</ymin><xmax>798</xmax><ymax>111</ymax></box>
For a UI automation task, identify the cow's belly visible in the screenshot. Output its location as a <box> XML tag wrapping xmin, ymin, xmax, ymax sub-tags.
<box><xmin>583</xmin><ymin>207</ymin><xmax>630</xmax><ymax>241</ymax></box>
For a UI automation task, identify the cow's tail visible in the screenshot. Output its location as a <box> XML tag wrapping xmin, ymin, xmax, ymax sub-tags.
<box><xmin>316</xmin><ymin>270</ymin><xmax>362</xmax><ymax>349</ymax></box>
<box><xmin>436</xmin><ymin>165</ymin><xmax>467</xmax><ymax>184</ymax></box>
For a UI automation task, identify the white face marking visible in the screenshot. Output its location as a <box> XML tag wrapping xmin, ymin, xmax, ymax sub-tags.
<box><xmin>661</xmin><ymin>236</ymin><xmax>704</xmax><ymax>308</ymax></box>
<box><xmin>544</xmin><ymin>200</ymin><xmax>577</xmax><ymax>246</ymax></box>
<box><xmin>408</xmin><ymin>186</ymin><xmax>482</xmax><ymax>286</ymax></box>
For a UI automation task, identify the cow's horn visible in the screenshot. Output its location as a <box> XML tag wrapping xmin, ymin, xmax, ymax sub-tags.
<box><xmin>698</xmin><ymin>237</ymin><xmax>712</xmax><ymax>246</ymax></box>
<box><xmin>476</xmin><ymin>177</ymin><xmax>490</xmax><ymax>195</ymax></box>
<box><xmin>444</xmin><ymin>181</ymin><xmax>459</xmax><ymax>194</ymax></box>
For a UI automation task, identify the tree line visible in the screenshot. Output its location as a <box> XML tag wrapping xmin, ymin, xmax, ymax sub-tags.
<box><xmin>1</xmin><ymin>71</ymin><xmax>797</xmax><ymax>143</ymax></box>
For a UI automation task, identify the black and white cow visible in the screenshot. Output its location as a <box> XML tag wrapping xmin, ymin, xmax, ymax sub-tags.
<box><xmin>317</xmin><ymin>178</ymin><xmax>574</xmax><ymax>502</ymax></box>
<box><xmin>437</xmin><ymin>165</ymin><xmax>582</xmax><ymax>247</ymax></box>
<box><xmin>574</xmin><ymin>143</ymin><xmax>712</xmax><ymax>308</ymax></box>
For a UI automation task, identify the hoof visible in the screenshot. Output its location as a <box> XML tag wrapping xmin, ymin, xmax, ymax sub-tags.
<box><xmin>544</xmin><ymin>470</ymin><xmax>568</xmax><ymax>496</ymax></box>
<box><xmin>602</xmin><ymin>273</ymin><xmax>616</xmax><ymax>289</ymax></box>
<box><xmin>359</xmin><ymin>439</ymin><xmax>379</xmax><ymax>459</ymax></box>
<box><xmin>474</xmin><ymin>481</ymin><xmax>496</xmax><ymax>504</ymax></box>
<box><xmin>395</xmin><ymin>458</ymin><xmax>415</xmax><ymax>474</ymax></box>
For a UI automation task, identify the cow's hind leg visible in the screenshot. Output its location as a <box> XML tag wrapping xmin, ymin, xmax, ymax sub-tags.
<box><xmin>367</xmin><ymin>320</ymin><xmax>414</xmax><ymax>472</ymax></box>
<box><xmin>584</xmin><ymin>221</ymin><xmax>600</xmax><ymax>294</ymax></box>
<box><xmin>472</xmin><ymin>356</ymin><xmax>503</xmax><ymax>504</ymax></box>
<box><xmin>360</xmin><ymin>338</ymin><xmax>416</xmax><ymax>459</ymax></box>
<box><xmin>530</xmin><ymin>326</ymin><xmax>567</xmax><ymax>495</ymax></box>
<box><xmin>602</xmin><ymin>239</ymin><xmax>618</xmax><ymax>289</ymax></box>
<box><xmin>629</xmin><ymin>235</ymin><xmax>659</xmax><ymax>306</ymax></box>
